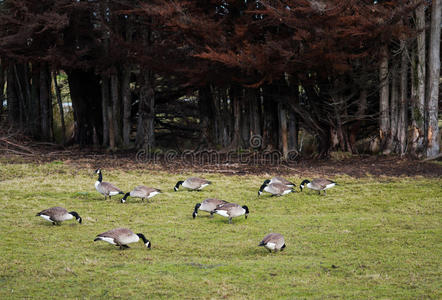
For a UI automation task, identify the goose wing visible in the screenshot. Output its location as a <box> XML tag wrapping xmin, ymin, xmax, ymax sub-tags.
<box><xmin>312</xmin><ymin>178</ymin><xmax>335</xmax><ymax>189</ymax></box>
<box><xmin>37</xmin><ymin>206</ymin><xmax>68</xmax><ymax>218</ymax></box>
<box><xmin>101</xmin><ymin>182</ymin><xmax>123</xmax><ymax>193</ymax></box>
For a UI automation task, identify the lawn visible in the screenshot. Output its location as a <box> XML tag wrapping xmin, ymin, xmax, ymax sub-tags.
<box><xmin>0</xmin><ymin>161</ymin><xmax>440</xmax><ymax>299</ymax></box>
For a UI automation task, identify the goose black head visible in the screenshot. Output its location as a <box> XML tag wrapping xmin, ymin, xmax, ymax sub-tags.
<box><xmin>121</xmin><ymin>192</ymin><xmax>130</xmax><ymax>203</ymax></box>
<box><xmin>95</xmin><ymin>169</ymin><xmax>103</xmax><ymax>182</ymax></box>
<box><xmin>137</xmin><ymin>233</ymin><xmax>151</xmax><ymax>249</ymax></box>
<box><xmin>258</xmin><ymin>182</ymin><xmax>268</xmax><ymax>196</ymax></box>
<box><xmin>300</xmin><ymin>179</ymin><xmax>310</xmax><ymax>191</ymax></box>
<box><xmin>69</xmin><ymin>211</ymin><xmax>82</xmax><ymax>224</ymax></box>
<box><xmin>174</xmin><ymin>181</ymin><xmax>184</xmax><ymax>192</ymax></box>
<box><xmin>193</xmin><ymin>203</ymin><xmax>201</xmax><ymax>219</ymax></box>
<box><xmin>242</xmin><ymin>205</ymin><xmax>249</xmax><ymax>219</ymax></box>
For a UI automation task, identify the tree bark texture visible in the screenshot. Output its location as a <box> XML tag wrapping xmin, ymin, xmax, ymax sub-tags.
<box><xmin>425</xmin><ymin>0</ymin><xmax>441</xmax><ymax>157</ymax></box>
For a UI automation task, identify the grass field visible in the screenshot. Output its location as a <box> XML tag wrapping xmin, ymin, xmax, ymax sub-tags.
<box><xmin>0</xmin><ymin>161</ymin><xmax>441</xmax><ymax>299</ymax></box>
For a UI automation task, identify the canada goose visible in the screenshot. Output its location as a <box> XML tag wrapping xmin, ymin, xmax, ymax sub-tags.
<box><xmin>121</xmin><ymin>185</ymin><xmax>161</xmax><ymax>203</ymax></box>
<box><xmin>193</xmin><ymin>198</ymin><xmax>229</xmax><ymax>218</ymax></box>
<box><xmin>300</xmin><ymin>178</ymin><xmax>337</xmax><ymax>195</ymax></box>
<box><xmin>258</xmin><ymin>233</ymin><xmax>286</xmax><ymax>253</ymax></box>
<box><xmin>213</xmin><ymin>203</ymin><xmax>249</xmax><ymax>224</ymax></box>
<box><xmin>258</xmin><ymin>181</ymin><xmax>295</xmax><ymax>196</ymax></box>
<box><xmin>36</xmin><ymin>207</ymin><xmax>82</xmax><ymax>225</ymax></box>
<box><xmin>174</xmin><ymin>177</ymin><xmax>211</xmax><ymax>191</ymax></box>
<box><xmin>95</xmin><ymin>169</ymin><xmax>124</xmax><ymax>200</ymax></box>
<box><xmin>265</xmin><ymin>177</ymin><xmax>295</xmax><ymax>187</ymax></box>
<box><xmin>94</xmin><ymin>228</ymin><xmax>151</xmax><ymax>250</ymax></box>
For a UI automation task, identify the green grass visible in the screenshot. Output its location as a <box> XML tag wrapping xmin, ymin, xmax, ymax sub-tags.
<box><xmin>0</xmin><ymin>162</ymin><xmax>440</xmax><ymax>299</ymax></box>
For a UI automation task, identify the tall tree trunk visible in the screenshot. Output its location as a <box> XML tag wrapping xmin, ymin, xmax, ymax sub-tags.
<box><xmin>279</xmin><ymin>104</ymin><xmax>288</xmax><ymax>159</ymax></box>
<box><xmin>6</xmin><ymin>64</ymin><xmax>20</xmax><ymax>128</ymax></box>
<box><xmin>136</xmin><ymin>72</ymin><xmax>155</xmax><ymax>150</ymax></box>
<box><xmin>288</xmin><ymin>110</ymin><xmax>298</xmax><ymax>151</ymax></box>
<box><xmin>198</xmin><ymin>85</ymin><xmax>213</xmax><ymax>147</ymax></box>
<box><xmin>247</xmin><ymin>88</ymin><xmax>261</xmax><ymax>147</ymax></box>
<box><xmin>240</xmin><ymin>90</ymin><xmax>250</xmax><ymax>147</ymax></box>
<box><xmin>67</xmin><ymin>69</ymin><xmax>102</xmax><ymax>145</ymax></box>
<box><xmin>39</xmin><ymin>64</ymin><xmax>51</xmax><ymax>141</ymax></box>
<box><xmin>111</xmin><ymin>73</ymin><xmax>122</xmax><ymax>146</ymax></box>
<box><xmin>389</xmin><ymin>61</ymin><xmax>399</xmax><ymax>152</ymax></box>
<box><xmin>0</xmin><ymin>60</ymin><xmax>4</xmax><ymax>115</ymax></box>
<box><xmin>121</xmin><ymin>66</ymin><xmax>131</xmax><ymax>147</ymax></box>
<box><xmin>411</xmin><ymin>1</ymin><xmax>426</xmax><ymax>155</ymax></box>
<box><xmin>425</xmin><ymin>0</ymin><xmax>441</xmax><ymax>158</ymax></box>
<box><xmin>379</xmin><ymin>45</ymin><xmax>390</xmax><ymax>153</ymax></box>
<box><xmin>53</xmin><ymin>72</ymin><xmax>66</xmax><ymax>145</ymax></box>
<box><xmin>13</xmin><ymin>64</ymin><xmax>27</xmax><ymax>130</ymax></box>
<box><xmin>101</xmin><ymin>76</ymin><xmax>110</xmax><ymax>147</ymax></box>
<box><xmin>349</xmin><ymin>89</ymin><xmax>368</xmax><ymax>154</ymax></box>
<box><xmin>30</xmin><ymin>65</ymin><xmax>40</xmax><ymax>137</ymax></box>
<box><xmin>229</xmin><ymin>85</ymin><xmax>241</xmax><ymax>149</ymax></box>
<box><xmin>398</xmin><ymin>40</ymin><xmax>408</xmax><ymax>155</ymax></box>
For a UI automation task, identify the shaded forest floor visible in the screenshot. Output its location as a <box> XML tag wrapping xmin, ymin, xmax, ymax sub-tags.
<box><xmin>1</xmin><ymin>145</ymin><xmax>441</xmax><ymax>178</ymax></box>
<box><xmin>1</xmin><ymin>127</ymin><xmax>441</xmax><ymax>178</ymax></box>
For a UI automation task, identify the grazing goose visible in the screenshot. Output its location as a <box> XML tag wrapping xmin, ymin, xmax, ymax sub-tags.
<box><xmin>300</xmin><ymin>178</ymin><xmax>337</xmax><ymax>195</ymax></box>
<box><xmin>213</xmin><ymin>203</ymin><xmax>249</xmax><ymax>224</ymax></box>
<box><xmin>192</xmin><ymin>198</ymin><xmax>229</xmax><ymax>219</ymax></box>
<box><xmin>121</xmin><ymin>185</ymin><xmax>161</xmax><ymax>203</ymax></box>
<box><xmin>36</xmin><ymin>207</ymin><xmax>82</xmax><ymax>225</ymax></box>
<box><xmin>94</xmin><ymin>228</ymin><xmax>151</xmax><ymax>250</ymax></box>
<box><xmin>265</xmin><ymin>177</ymin><xmax>295</xmax><ymax>187</ymax></box>
<box><xmin>258</xmin><ymin>181</ymin><xmax>295</xmax><ymax>196</ymax></box>
<box><xmin>174</xmin><ymin>177</ymin><xmax>211</xmax><ymax>191</ymax></box>
<box><xmin>95</xmin><ymin>169</ymin><xmax>124</xmax><ymax>200</ymax></box>
<box><xmin>258</xmin><ymin>233</ymin><xmax>286</xmax><ymax>253</ymax></box>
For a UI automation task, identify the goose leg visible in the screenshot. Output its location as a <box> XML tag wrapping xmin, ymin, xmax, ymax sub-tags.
<box><xmin>210</xmin><ymin>212</ymin><xmax>214</xmax><ymax>218</ymax></box>
<box><xmin>323</xmin><ymin>190</ymin><xmax>327</xmax><ymax>196</ymax></box>
<box><xmin>228</xmin><ymin>217</ymin><xmax>232</xmax><ymax>224</ymax></box>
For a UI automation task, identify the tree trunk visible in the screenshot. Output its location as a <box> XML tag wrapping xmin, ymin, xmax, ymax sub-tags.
<box><xmin>53</xmin><ymin>72</ymin><xmax>66</xmax><ymax>145</ymax></box>
<box><xmin>121</xmin><ymin>66</ymin><xmax>131</xmax><ymax>147</ymax></box>
<box><xmin>398</xmin><ymin>40</ymin><xmax>408</xmax><ymax>155</ymax></box>
<box><xmin>425</xmin><ymin>0</ymin><xmax>441</xmax><ymax>158</ymax></box>
<box><xmin>39</xmin><ymin>64</ymin><xmax>51</xmax><ymax>141</ymax></box>
<box><xmin>0</xmin><ymin>61</ymin><xmax>4</xmax><ymax>115</ymax></box>
<box><xmin>411</xmin><ymin>1</ymin><xmax>426</xmax><ymax>155</ymax></box>
<box><xmin>198</xmin><ymin>85</ymin><xmax>213</xmax><ymax>147</ymax></box>
<box><xmin>349</xmin><ymin>89</ymin><xmax>367</xmax><ymax>154</ymax></box>
<box><xmin>67</xmin><ymin>69</ymin><xmax>102</xmax><ymax>145</ymax></box>
<box><xmin>111</xmin><ymin>73</ymin><xmax>122</xmax><ymax>146</ymax></box>
<box><xmin>379</xmin><ymin>45</ymin><xmax>390</xmax><ymax>153</ymax></box>
<box><xmin>247</xmin><ymin>88</ymin><xmax>261</xmax><ymax>147</ymax></box>
<box><xmin>6</xmin><ymin>64</ymin><xmax>20</xmax><ymax>128</ymax></box>
<box><xmin>288</xmin><ymin>110</ymin><xmax>298</xmax><ymax>151</ymax></box>
<box><xmin>279</xmin><ymin>104</ymin><xmax>288</xmax><ymax>160</ymax></box>
<box><xmin>229</xmin><ymin>85</ymin><xmax>241</xmax><ymax>149</ymax></box>
<box><xmin>136</xmin><ymin>72</ymin><xmax>155</xmax><ymax>150</ymax></box>
<box><xmin>389</xmin><ymin>61</ymin><xmax>399</xmax><ymax>152</ymax></box>
<box><xmin>30</xmin><ymin>66</ymin><xmax>40</xmax><ymax>137</ymax></box>
<box><xmin>101</xmin><ymin>75</ymin><xmax>110</xmax><ymax>147</ymax></box>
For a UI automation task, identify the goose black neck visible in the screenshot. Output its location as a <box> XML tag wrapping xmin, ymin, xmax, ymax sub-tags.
<box><xmin>193</xmin><ymin>203</ymin><xmax>201</xmax><ymax>219</ymax></box>
<box><xmin>70</xmin><ymin>211</ymin><xmax>82</xmax><ymax>224</ymax></box>
<box><xmin>258</xmin><ymin>183</ymin><xmax>267</xmax><ymax>193</ymax></box>
<box><xmin>122</xmin><ymin>192</ymin><xmax>130</xmax><ymax>200</ymax></box>
<box><xmin>300</xmin><ymin>179</ymin><xmax>310</xmax><ymax>186</ymax></box>
<box><xmin>137</xmin><ymin>233</ymin><xmax>148</xmax><ymax>244</ymax></box>
<box><xmin>97</xmin><ymin>172</ymin><xmax>102</xmax><ymax>183</ymax></box>
<box><xmin>242</xmin><ymin>205</ymin><xmax>249</xmax><ymax>214</ymax></box>
<box><xmin>174</xmin><ymin>181</ymin><xmax>184</xmax><ymax>191</ymax></box>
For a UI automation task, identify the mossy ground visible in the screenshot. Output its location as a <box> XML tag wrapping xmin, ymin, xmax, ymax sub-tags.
<box><xmin>0</xmin><ymin>162</ymin><xmax>440</xmax><ymax>299</ymax></box>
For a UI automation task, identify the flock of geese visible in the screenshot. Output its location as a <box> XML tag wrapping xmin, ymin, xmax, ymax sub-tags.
<box><xmin>36</xmin><ymin>169</ymin><xmax>337</xmax><ymax>253</ymax></box>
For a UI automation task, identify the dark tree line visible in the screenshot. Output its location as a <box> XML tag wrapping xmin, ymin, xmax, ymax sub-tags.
<box><xmin>0</xmin><ymin>0</ymin><xmax>440</xmax><ymax>158</ymax></box>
